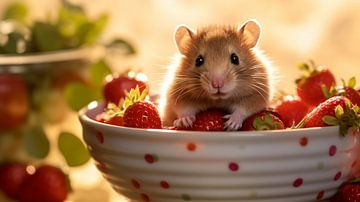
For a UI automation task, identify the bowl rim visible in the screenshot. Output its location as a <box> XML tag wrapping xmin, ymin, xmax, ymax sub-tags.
<box><xmin>0</xmin><ymin>45</ymin><xmax>105</xmax><ymax>65</ymax></box>
<box><xmin>79</xmin><ymin>101</ymin><xmax>341</xmax><ymax>139</ymax></box>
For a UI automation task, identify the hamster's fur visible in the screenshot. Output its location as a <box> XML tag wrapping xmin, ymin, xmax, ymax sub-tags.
<box><xmin>159</xmin><ymin>20</ymin><xmax>275</xmax><ymax>130</ymax></box>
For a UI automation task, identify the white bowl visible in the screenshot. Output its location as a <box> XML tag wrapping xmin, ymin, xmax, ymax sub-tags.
<box><xmin>79</xmin><ymin>101</ymin><xmax>360</xmax><ymax>202</ymax></box>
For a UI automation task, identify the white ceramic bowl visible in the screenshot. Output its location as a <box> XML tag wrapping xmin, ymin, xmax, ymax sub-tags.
<box><xmin>79</xmin><ymin>101</ymin><xmax>360</xmax><ymax>202</ymax></box>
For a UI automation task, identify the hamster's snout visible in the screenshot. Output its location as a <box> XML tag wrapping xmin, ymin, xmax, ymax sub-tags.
<box><xmin>205</xmin><ymin>72</ymin><xmax>236</xmax><ymax>100</ymax></box>
<box><xmin>211</xmin><ymin>75</ymin><xmax>225</xmax><ymax>89</ymax></box>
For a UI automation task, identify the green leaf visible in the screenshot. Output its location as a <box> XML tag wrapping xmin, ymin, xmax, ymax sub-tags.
<box><xmin>64</xmin><ymin>83</ymin><xmax>97</xmax><ymax>111</ymax></box>
<box><xmin>32</xmin><ymin>22</ymin><xmax>64</xmax><ymax>52</ymax></box>
<box><xmin>339</xmin><ymin>124</ymin><xmax>348</xmax><ymax>136</ymax></box>
<box><xmin>77</xmin><ymin>14</ymin><xmax>108</xmax><ymax>46</ymax></box>
<box><xmin>321</xmin><ymin>85</ymin><xmax>330</xmax><ymax>99</ymax></box>
<box><xmin>349</xmin><ymin>77</ymin><xmax>356</xmax><ymax>88</ymax></box>
<box><xmin>23</xmin><ymin>126</ymin><xmax>50</xmax><ymax>159</ymax></box>
<box><xmin>322</xmin><ymin>116</ymin><xmax>338</xmax><ymax>125</ymax></box>
<box><xmin>352</xmin><ymin>177</ymin><xmax>360</xmax><ymax>183</ymax></box>
<box><xmin>89</xmin><ymin>60</ymin><xmax>112</xmax><ymax>88</ymax></box>
<box><xmin>335</xmin><ymin>105</ymin><xmax>344</xmax><ymax>119</ymax></box>
<box><xmin>3</xmin><ymin>2</ymin><xmax>28</xmax><ymax>23</ymax></box>
<box><xmin>298</xmin><ymin>63</ymin><xmax>310</xmax><ymax>72</ymax></box>
<box><xmin>62</xmin><ymin>0</ymin><xmax>84</xmax><ymax>12</ymax></box>
<box><xmin>0</xmin><ymin>32</ymin><xmax>28</xmax><ymax>54</ymax></box>
<box><xmin>106</xmin><ymin>38</ymin><xmax>136</xmax><ymax>55</ymax></box>
<box><xmin>58</xmin><ymin>131</ymin><xmax>90</xmax><ymax>167</ymax></box>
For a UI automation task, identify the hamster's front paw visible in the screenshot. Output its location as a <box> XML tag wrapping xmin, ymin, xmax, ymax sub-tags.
<box><xmin>224</xmin><ymin>113</ymin><xmax>244</xmax><ymax>131</ymax></box>
<box><xmin>174</xmin><ymin>116</ymin><xmax>196</xmax><ymax>128</ymax></box>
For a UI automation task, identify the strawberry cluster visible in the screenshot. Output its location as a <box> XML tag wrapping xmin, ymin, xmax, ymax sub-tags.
<box><xmin>97</xmin><ymin>63</ymin><xmax>360</xmax><ymax>135</ymax></box>
<box><xmin>0</xmin><ymin>162</ymin><xmax>70</xmax><ymax>202</ymax></box>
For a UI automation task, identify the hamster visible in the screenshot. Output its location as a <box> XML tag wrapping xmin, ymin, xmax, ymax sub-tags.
<box><xmin>159</xmin><ymin>19</ymin><xmax>275</xmax><ymax>131</ymax></box>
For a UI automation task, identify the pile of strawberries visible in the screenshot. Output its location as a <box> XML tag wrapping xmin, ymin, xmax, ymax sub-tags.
<box><xmin>0</xmin><ymin>162</ymin><xmax>70</xmax><ymax>202</ymax></box>
<box><xmin>97</xmin><ymin>62</ymin><xmax>360</xmax><ymax>135</ymax></box>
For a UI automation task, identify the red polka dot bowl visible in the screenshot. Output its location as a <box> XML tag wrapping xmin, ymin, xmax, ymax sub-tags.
<box><xmin>79</xmin><ymin>101</ymin><xmax>360</xmax><ymax>202</ymax></box>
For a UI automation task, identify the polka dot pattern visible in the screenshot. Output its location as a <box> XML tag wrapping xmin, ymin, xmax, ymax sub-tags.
<box><xmin>140</xmin><ymin>193</ymin><xmax>150</xmax><ymax>202</ymax></box>
<box><xmin>334</xmin><ymin>171</ymin><xmax>342</xmax><ymax>181</ymax></box>
<box><xmin>132</xmin><ymin>179</ymin><xmax>140</xmax><ymax>189</ymax></box>
<box><xmin>187</xmin><ymin>143</ymin><xmax>197</xmax><ymax>151</ymax></box>
<box><xmin>160</xmin><ymin>180</ymin><xmax>170</xmax><ymax>189</ymax></box>
<box><xmin>293</xmin><ymin>178</ymin><xmax>303</xmax><ymax>188</ymax></box>
<box><xmin>228</xmin><ymin>162</ymin><xmax>239</xmax><ymax>172</ymax></box>
<box><xmin>181</xmin><ymin>194</ymin><xmax>191</xmax><ymax>201</ymax></box>
<box><xmin>111</xmin><ymin>128</ymin><xmax>353</xmax><ymax>202</ymax></box>
<box><xmin>316</xmin><ymin>191</ymin><xmax>324</xmax><ymax>200</ymax></box>
<box><xmin>329</xmin><ymin>145</ymin><xmax>337</xmax><ymax>156</ymax></box>
<box><xmin>299</xmin><ymin>137</ymin><xmax>308</xmax><ymax>147</ymax></box>
<box><xmin>144</xmin><ymin>154</ymin><xmax>158</xmax><ymax>164</ymax></box>
<box><xmin>96</xmin><ymin>131</ymin><xmax>104</xmax><ymax>144</ymax></box>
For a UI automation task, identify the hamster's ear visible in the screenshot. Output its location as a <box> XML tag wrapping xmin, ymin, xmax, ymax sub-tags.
<box><xmin>238</xmin><ymin>19</ymin><xmax>261</xmax><ymax>48</ymax></box>
<box><xmin>174</xmin><ymin>25</ymin><xmax>195</xmax><ymax>54</ymax></box>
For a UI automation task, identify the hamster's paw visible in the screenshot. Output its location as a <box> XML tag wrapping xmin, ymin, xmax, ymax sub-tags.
<box><xmin>224</xmin><ymin>114</ymin><xmax>244</xmax><ymax>131</ymax></box>
<box><xmin>174</xmin><ymin>116</ymin><xmax>196</xmax><ymax>128</ymax></box>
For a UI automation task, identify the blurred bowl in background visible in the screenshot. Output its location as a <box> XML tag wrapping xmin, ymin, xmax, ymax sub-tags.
<box><xmin>80</xmin><ymin>101</ymin><xmax>360</xmax><ymax>202</ymax></box>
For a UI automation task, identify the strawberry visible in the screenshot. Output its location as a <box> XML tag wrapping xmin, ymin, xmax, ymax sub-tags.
<box><xmin>299</xmin><ymin>96</ymin><xmax>360</xmax><ymax>135</ymax></box>
<box><xmin>105</xmin><ymin>115</ymin><xmax>124</xmax><ymax>126</ymax></box>
<box><xmin>19</xmin><ymin>165</ymin><xmax>70</xmax><ymax>202</ymax></box>
<box><xmin>275</xmin><ymin>95</ymin><xmax>309</xmax><ymax>128</ymax></box>
<box><xmin>0</xmin><ymin>162</ymin><xmax>31</xmax><ymax>200</ymax></box>
<box><xmin>332</xmin><ymin>177</ymin><xmax>360</xmax><ymax>202</ymax></box>
<box><xmin>123</xmin><ymin>101</ymin><xmax>162</xmax><ymax>129</ymax></box>
<box><xmin>103</xmin><ymin>74</ymin><xmax>147</xmax><ymax>105</ymax></box>
<box><xmin>324</xmin><ymin>77</ymin><xmax>360</xmax><ymax>107</ymax></box>
<box><xmin>296</xmin><ymin>62</ymin><xmax>336</xmax><ymax>106</ymax></box>
<box><xmin>180</xmin><ymin>109</ymin><xmax>225</xmax><ymax>131</ymax></box>
<box><xmin>121</xmin><ymin>86</ymin><xmax>162</xmax><ymax>129</ymax></box>
<box><xmin>240</xmin><ymin>109</ymin><xmax>285</xmax><ymax>131</ymax></box>
<box><xmin>95</xmin><ymin>102</ymin><xmax>124</xmax><ymax>126</ymax></box>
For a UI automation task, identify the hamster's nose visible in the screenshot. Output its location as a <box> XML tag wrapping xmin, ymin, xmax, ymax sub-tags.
<box><xmin>211</xmin><ymin>77</ymin><xmax>225</xmax><ymax>89</ymax></box>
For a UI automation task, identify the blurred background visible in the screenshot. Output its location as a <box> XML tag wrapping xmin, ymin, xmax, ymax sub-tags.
<box><xmin>1</xmin><ymin>0</ymin><xmax>359</xmax><ymax>93</ymax></box>
<box><xmin>0</xmin><ymin>0</ymin><xmax>360</xmax><ymax>202</ymax></box>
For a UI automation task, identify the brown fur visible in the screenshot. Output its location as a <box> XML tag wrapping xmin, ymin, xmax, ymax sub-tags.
<box><xmin>160</xmin><ymin>24</ymin><xmax>272</xmax><ymax>128</ymax></box>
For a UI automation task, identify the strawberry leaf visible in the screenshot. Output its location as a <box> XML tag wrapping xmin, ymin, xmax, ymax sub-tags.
<box><xmin>351</xmin><ymin>177</ymin><xmax>360</xmax><ymax>183</ymax></box>
<box><xmin>349</xmin><ymin>77</ymin><xmax>356</xmax><ymax>89</ymax></box>
<box><xmin>335</xmin><ymin>105</ymin><xmax>344</xmax><ymax>119</ymax></box>
<box><xmin>298</xmin><ymin>63</ymin><xmax>310</xmax><ymax>72</ymax></box>
<box><xmin>321</xmin><ymin>85</ymin><xmax>331</xmax><ymax>99</ymax></box>
<box><xmin>323</xmin><ymin>116</ymin><xmax>338</xmax><ymax>125</ymax></box>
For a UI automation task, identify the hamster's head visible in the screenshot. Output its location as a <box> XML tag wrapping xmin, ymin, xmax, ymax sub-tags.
<box><xmin>173</xmin><ymin>20</ymin><xmax>269</xmax><ymax>101</ymax></box>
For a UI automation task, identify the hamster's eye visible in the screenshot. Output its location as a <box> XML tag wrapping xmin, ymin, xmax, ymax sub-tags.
<box><xmin>195</xmin><ymin>55</ymin><xmax>204</xmax><ymax>67</ymax></box>
<box><xmin>230</xmin><ymin>53</ymin><xmax>239</xmax><ymax>65</ymax></box>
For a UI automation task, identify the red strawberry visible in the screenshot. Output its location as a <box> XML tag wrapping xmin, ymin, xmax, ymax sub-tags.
<box><xmin>123</xmin><ymin>101</ymin><xmax>162</xmax><ymax>129</ymax></box>
<box><xmin>19</xmin><ymin>165</ymin><xmax>70</xmax><ymax>202</ymax></box>
<box><xmin>296</xmin><ymin>62</ymin><xmax>336</xmax><ymax>106</ymax></box>
<box><xmin>105</xmin><ymin>115</ymin><xmax>124</xmax><ymax>126</ymax></box>
<box><xmin>180</xmin><ymin>109</ymin><xmax>225</xmax><ymax>131</ymax></box>
<box><xmin>275</xmin><ymin>96</ymin><xmax>309</xmax><ymax>128</ymax></box>
<box><xmin>333</xmin><ymin>177</ymin><xmax>360</xmax><ymax>202</ymax></box>
<box><xmin>0</xmin><ymin>162</ymin><xmax>31</xmax><ymax>199</ymax></box>
<box><xmin>103</xmin><ymin>74</ymin><xmax>147</xmax><ymax>104</ymax></box>
<box><xmin>300</xmin><ymin>96</ymin><xmax>360</xmax><ymax>135</ymax></box>
<box><xmin>325</xmin><ymin>77</ymin><xmax>360</xmax><ymax>107</ymax></box>
<box><xmin>240</xmin><ymin>109</ymin><xmax>285</xmax><ymax>131</ymax></box>
<box><xmin>119</xmin><ymin>86</ymin><xmax>162</xmax><ymax>129</ymax></box>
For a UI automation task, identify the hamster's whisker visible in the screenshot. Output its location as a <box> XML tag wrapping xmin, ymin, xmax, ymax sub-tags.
<box><xmin>248</xmin><ymin>84</ymin><xmax>268</xmax><ymax>102</ymax></box>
